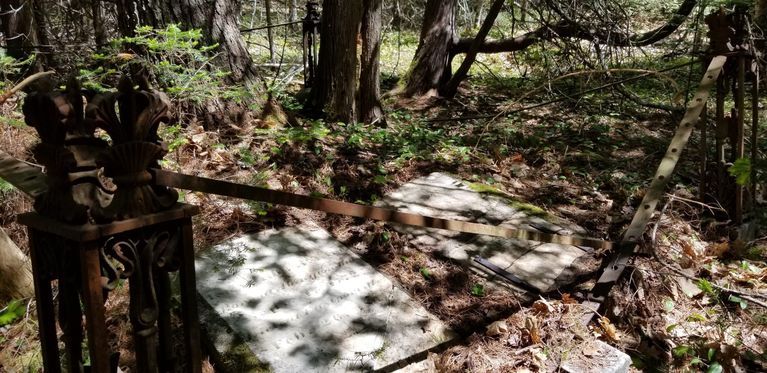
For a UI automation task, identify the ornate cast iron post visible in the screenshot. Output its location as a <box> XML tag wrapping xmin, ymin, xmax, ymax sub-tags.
<box><xmin>703</xmin><ymin>6</ymin><xmax>760</xmax><ymax>224</ymax></box>
<box><xmin>302</xmin><ymin>1</ymin><xmax>321</xmax><ymax>88</ymax></box>
<box><xmin>19</xmin><ymin>77</ymin><xmax>202</xmax><ymax>373</ymax></box>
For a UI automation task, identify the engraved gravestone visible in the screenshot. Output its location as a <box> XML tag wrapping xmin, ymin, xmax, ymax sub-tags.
<box><xmin>379</xmin><ymin>172</ymin><xmax>592</xmax><ymax>292</ymax></box>
<box><xmin>196</xmin><ymin>226</ymin><xmax>454</xmax><ymax>372</ymax></box>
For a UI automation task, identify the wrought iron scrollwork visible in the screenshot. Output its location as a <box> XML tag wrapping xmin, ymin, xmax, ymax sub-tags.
<box><xmin>100</xmin><ymin>226</ymin><xmax>181</xmax><ymax>346</ymax></box>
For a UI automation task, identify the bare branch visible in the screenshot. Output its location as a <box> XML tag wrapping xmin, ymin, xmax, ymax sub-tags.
<box><xmin>452</xmin><ymin>0</ymin><xmax>699</xmax><ymax>54</ymax></box>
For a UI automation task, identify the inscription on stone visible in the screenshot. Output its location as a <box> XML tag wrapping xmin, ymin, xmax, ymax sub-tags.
<box><xmin>197</xmin><ymin>226</ymin><xmax>454</xmax><ymax>372</ymax></box>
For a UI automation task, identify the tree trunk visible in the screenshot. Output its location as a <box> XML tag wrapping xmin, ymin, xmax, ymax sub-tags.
<box><xmin>288</xmin><ymin>0</ymin><xmax>297</xmax><ymax>30</ymax></box>
<box><xmin>116</xmin><ymin>0</ymin><xmax>140</xmax><ymax>36</ymax></box>
<box><xmin>265</xmin><ymin>0</ymin><xmax>274</xmax><ymax>62</ymax></box>
<box><xmin>313</xmin><ymin>0</ymin><xmax>363</xmax><ymax>123</ymax></box>
<box><xmin>359</xmin><ymin>0</ymin><xmax>384</xmax><ymax>125</ymax></box>
<box><xmin>442</xmin><ymin>0</ymin><xmax>503</xmax><ymax>98</ymax></box>
<box><xmin>0</xmin><ymin>228</ymin><xmax>34</xmax><ymax>300</ymax></box>
<box><xmin>123</xmin><ymin>0</ymin><xmax>256</xmax><ymax>82</ymax></box>
<box><xmin>31</xmin><ymin>0</ymin><xmax>55</xmax><ymax>69</ymax></box>
<box><xmin>91</xmin><ymin>0</ymin><xmax>107</xmax><ymax>47</ymax></box>
<box><xmin>404</xmin><ymin>0</ymin><xmax>457</xmax><ymax>97</ymax></box>
<box><xmin>209</xmin><ymin>0</ymin><xmax>257</xmax><ymax>82</ymax></box>
<box><xmin>0</xmin><ymin>0</ymin><xmax>33</xmax><ymax>60</ymax></box>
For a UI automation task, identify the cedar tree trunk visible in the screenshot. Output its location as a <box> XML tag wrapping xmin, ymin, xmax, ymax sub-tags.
<box><xmin>206</xmin><ymin>0</ymin><xmax>257</xmax><ymax>82</ymax></box>
<box><xmin>404</xmin><ymin>0</ymin><xmax>457</xmax><ymax>97</ymax></box>
<box><xmin>91</xmin><ymin>0</ymin><xmax>107</xmax><ymax>47</ymax></box>
<box><xmin>0</xmin><ymin>0</ymin><xmax>33</xmax><ymax>60</ymax></box>
<box><xmin>313</xmin><ymin>0</ymin><xmax>363</xmax><ymax>123</ymax></box>
<box><xmin>441</xmin><ymin>0</ymin><xmax>503</xmax><ymax>98</ymax></box>
<box><xmin>359</xmin><ymin>0</ymin><xmax>384</xmax><ymax>124</ymax></box>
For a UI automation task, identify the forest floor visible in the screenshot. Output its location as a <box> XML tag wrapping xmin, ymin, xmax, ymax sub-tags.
<box><xmin>2</xmin><ymin>47</ymin><xmax>767</xmax><ymax>372</ymax></box>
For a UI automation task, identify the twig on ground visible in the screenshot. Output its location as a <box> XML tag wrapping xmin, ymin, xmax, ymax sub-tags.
<box><xmin>656</xmin><ymin>259</ymin><xmax>767</xmax><ymax>308</ymax></box>
<box><xmin>650</xmin><ymin>191</ymin><xmax>767</xmax><ymax>308</ymax></box>
<box><xmin>0</xmin><ymin>71</ymin><xmax>55</xmax><ymax>105</ymax></box>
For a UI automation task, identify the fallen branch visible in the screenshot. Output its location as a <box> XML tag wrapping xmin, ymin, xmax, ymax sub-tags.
<box><xmin>517</xmin><ymin>68</ymin><xmax>682</xmax><ymax>102</ymax></box>
<box><xmin>452</xmin><ymin>0</ymin><xmax>699</xmax><ymax>54</ymax></box>
<box><xmin>0</xmin><ymin>71</ymin><xmax>55</xmax><ymax>105</ymax></box>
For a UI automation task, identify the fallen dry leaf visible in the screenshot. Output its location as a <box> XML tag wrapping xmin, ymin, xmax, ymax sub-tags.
<box><xmin>532</xmin><ymin>298</ymin><xmax>555</xmax><ymax>314</ymax></box>
<box><xmin>682</xmin><ymin>240</ymin><xmax>700</xmax><ymax>260</ymax></box>
<box><xmin>598</xmin><ymin>316</ymin><xmax>619</xmax><ymax>342</ymax></box>
<box><xmin>486</xmin><ymin>320</ymin><xmax>509</xmax><ymax>337</ymax></box>
<box><xmin>561</xmin><ymin>293</ymin><xmax>577</xmax><ymax>305</ymax></box>
<box><xmin>706</xmin><ymin>241</ymin><xmax>730</xmax><ymax>258</ymax></box>
<box><xmin>526</xmin><ymin>316</ymin><xmax>542</xmax><ymax>344</ymax></box>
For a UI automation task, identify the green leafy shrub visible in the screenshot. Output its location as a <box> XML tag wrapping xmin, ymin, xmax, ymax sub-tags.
<box><xmin>0</xmin><ymin>55</ymin><xmax>35</xmax><ymax>90</ymax></box>
<box><xmin>79</xmin><ymin>25</ymin><xmax>249</xmax><ymax>105</ymax></box>
<box><xmin>728</xmin><ymin>158</ymin><xmax>765</xmax><ymax>187</ymax></box>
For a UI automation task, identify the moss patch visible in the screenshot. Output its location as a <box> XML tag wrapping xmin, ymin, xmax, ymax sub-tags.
<box><xmin>467</xmin><ymin>182</ymin><xmax>548</xmax><ymax>217</ymax></box>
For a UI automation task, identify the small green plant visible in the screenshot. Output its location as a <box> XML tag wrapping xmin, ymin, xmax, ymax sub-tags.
<box><xmin>0</xmin><ymin>299</ymin><xmax>26</xmax><ymax>326</ymax></box>
<box><xmin>238</xmin><ymin>147</ymin><xmax>257</xmax><ymax>167</ymax></box>
<box><xmin>470</xmin><ymin>283</ymin><xmax>486</xmax><ymax>297</ymax></box>
<box><xmin>419</xmin><ymin>267</ymin><xmax>431</xmax><ymax>280</ymax></box>
<box><xmin>159</xmin><ymin>124</ymin><xmax>188</xmax><ymax>153</ymax></box>
<box><xmin>697</xmin><ymin>278</ymin><xmax>717</xmax><ymax>296</ymax></box>
<box><xmin>728</xmin><ymin>158</ymin><xmax>752</xmax><ymax>185</ymax></box>
<box><xmin>727</xmin><ymin>295</ymin><xmax>748</xmax><ymax>310</ymax></box>
<box><xmin>0</xmin><ymin>55</ymin><xmax>35</xmax><ymax>85</ymax></box>
<box><xmin>0</xmin><ymin>177</ymin><xmax>14</xmax><ymax>194</ymax></box>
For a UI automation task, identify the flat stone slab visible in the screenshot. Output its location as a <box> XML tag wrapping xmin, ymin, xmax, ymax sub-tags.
<box><xmin>561</xmin><ymin>340</ymin><xmax>631</xmax><ymax>373</ymax></box>
<box><xmin>380</xmin><ymin>172</ymin><xmax>592</xmax><ymax>293</ymax></box>
<box><xmin>196</xmin><ymin>226</ymin><xmax>454</xmax><ymax>372</ymax></box>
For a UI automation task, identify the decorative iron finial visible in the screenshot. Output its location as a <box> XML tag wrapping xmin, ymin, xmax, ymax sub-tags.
<box><xmin>22</xmin><ymin>78</ymin><xmax>112</xmax><ymax>223</ymax></box>
<box><xmin>87</xmin><ymin>75</ymin><xmax>178</xmax><ymax>220</ymax></box>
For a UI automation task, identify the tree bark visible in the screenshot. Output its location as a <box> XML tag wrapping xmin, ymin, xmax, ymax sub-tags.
<box><xmin>140</xmin><ymin>0</ymin><xmax>258</xmax><ymax>83</ymax></box>
<box><xmin>359</xmin><ymin>0</ymin><xmax>384</xmax><ymax>124</ymax></box>
<box><xmin>0</xmin><ymin>228</ymin><xmax>34</xmax><ymax>300</ymax></box>
<box><xmin>91</xmin><ymin>0</ymin><xmax>107</xmax><ymax>47</ymax></box>
<box><xmin>288</xmin><ymin>0</ymin><xmax>297</xmax><ymax>30</ymax></box>
<box><xmin>0</xmin><ymin>0</ymin><xmax>33</xmax><ymax>60</ymax></box>
<box><xmin>208</xmin><ymin>0</ymin><xmax>257</xmax><ymax>82</ymax></box>
<box><xmin>442</xmin><ymin>0</ymin><xmax>504</xmax><ymax>98</ymax></box>
<box><xmin>404</xmin><ymin>0</ymin><xmax>457</xmax><ymax>97</ymax></box>
<box><xmin>115</xmin><ymin>0</ymin><xmax>139</xmax><ymax>36</ymax></box>
<box><xmin>265</xmin><ymin>0</ymin><xmax>274</xmax><ymax>62</ymax></box>
<box><xmin>31</xmin><ymin>0</ymin><xmax>55</xmax><ymax>69</ymax></box>
<box><xmin>313</xmin><ymin>0</ymin><xmax>363</xmax><ymax>123</ymax></box>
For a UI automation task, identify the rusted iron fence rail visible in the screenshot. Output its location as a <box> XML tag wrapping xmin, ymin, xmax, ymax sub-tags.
<box><xmin>151</xmin><ymin>168</ymin><xmax>613</xmax><ymax>250</ymax></box>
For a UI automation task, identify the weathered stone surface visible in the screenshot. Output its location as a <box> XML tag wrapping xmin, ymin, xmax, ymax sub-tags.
<box><xmin>196</xmin><ymin>226</ymin><xmax>454</xmax><ymax>372</ymax></box>
<box><xmin>561</xmin><ymin>340</ymin><xmax>631</xmax><ymax>373</ymax></box>
<box><xmin>380</xmin><ymin>172</ymin><xmax>591</xmax><ymax>293</ymax></box>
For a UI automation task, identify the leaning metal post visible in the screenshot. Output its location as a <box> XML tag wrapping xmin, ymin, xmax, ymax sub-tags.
<box><xmin>19</xmin><ymin>77</ymin><xmax>202</xmax><ymax>373</ymax></box>
<box><xmin>302</xmin><ymin>0</ymin><xmax>321</xmax><ymax>88</ymax></box>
